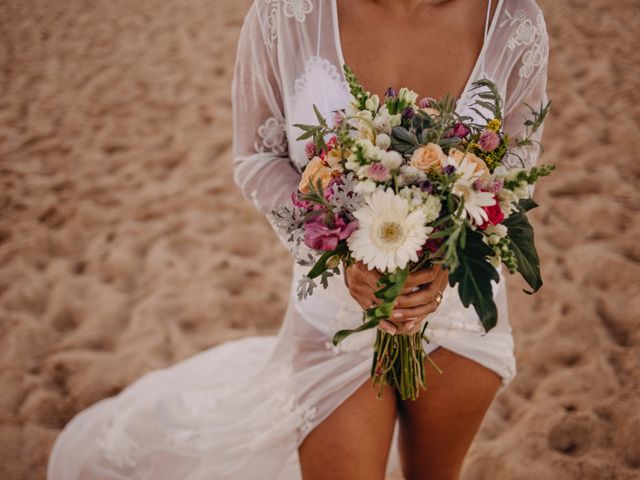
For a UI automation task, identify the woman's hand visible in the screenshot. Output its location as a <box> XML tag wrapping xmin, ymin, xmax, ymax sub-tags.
<box><xmin>343</xmin><ymin>261</ymin><xmax>449</xmax><ymax>336</ymax></box>
<box><xmin>391</xmin><ymin>264</ymin><xmax>449</xmax><ymax>335</ymax></box>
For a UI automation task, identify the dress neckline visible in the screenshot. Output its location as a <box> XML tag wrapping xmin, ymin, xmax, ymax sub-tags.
<box><xmin>330</xmin><ymin>0</ymin><xmax>505</xmax><ymax>104</ymax></box>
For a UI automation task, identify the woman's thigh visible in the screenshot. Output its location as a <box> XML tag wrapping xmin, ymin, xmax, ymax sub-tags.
<box><xmin>298</xmin><ymin>379</ymin><xmax>397</xmax><ymax>480</ymax></box>
<box><xmin>397</xmin><ymin>347</ymin><xmax>502</xmax><ymax>480</ymax></box>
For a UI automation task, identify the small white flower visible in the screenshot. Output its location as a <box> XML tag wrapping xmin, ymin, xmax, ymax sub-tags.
<box><xmin>450</xmin><ymin>158</ymin><xmax>497</xmax><ymax>226</ymax></box>
<box><xmin>354</xmin><ymin>179</ymin><xmax>377</xmax><ymax>194</ymax></box>
<box><xmin>375</xmin><ymin>133</ymin><xmax>391</xmax><ymax>150</ymax></box>
<box><xmin>365</xmin><ymin>94</ymin><xmax>380</xmax><ymax>112</ymax></box>
<box><xmin>348</xmin><ymin>188</ymin><xmax>432</xmax><ymax>272</ymax></box>
<box><xmin>420</xmin><ymin>195</ymin><xmax>442</xmax><ymax>224</ymax></box>
<box><xmin>485</xmin><ymin>223</ymin><xmax>508</xmax><ymax>239</ymax></box>
<box><xmin>381</xmin><ymin>150</ymin><xmax>402</xmax><ymax>170</ymax></box>
<box><xmin>398</xmin><ymin>87</ymin><xmax>419</xmax><ymax>105</ymax></box>
<box><xmin>397</xmin><ymin>164</ymin><xmax>426</xmax><ymax>187</ymax></box>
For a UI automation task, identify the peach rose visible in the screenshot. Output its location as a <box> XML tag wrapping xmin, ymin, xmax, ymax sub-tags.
<box><xmin>299</xmin><ymin>156</ymin><xmax>333</xmax><ymax>193</ymax></box>
<box><xmin>447</xmin><ymin>148</ymin><xmax>490</xmax><ymax>177</ymax></box>
<box><xmin>410</xmin><ymin>143</ymin><xmax>446</xmax><ymax>172</ymax></box>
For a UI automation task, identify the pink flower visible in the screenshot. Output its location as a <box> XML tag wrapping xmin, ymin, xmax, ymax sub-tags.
<box><xmin>319</xmin><ymin>136</ymin><xmax>338</xmax><ymax>160</ymax></box>
<box><xmin>367</xmin><ymin>163</ymin><xmax>390</xmax><ymax>182</ymax></box>
<box><xmin>303</xmin><ymin>215</ymin><xmax>358</xmax><ymax>251</ymax></box>
<box><xmin>478</xmin><ymin>194</ymin><xmax>504</xmax><ymax>230</ymax></box>
<box><xmin>478</xmin><ymin>130</ymin><xmax>500</xmax><ymax>152</ymax></box>
<box><xmin>304</xmin><ymin>141</ymin><xmax>317</xmax><ymax>159</ymax></box>
<box><xmin>445</xmin><ymin>123</ymin><xmax>471</xmax><ymax>139</ymax></box>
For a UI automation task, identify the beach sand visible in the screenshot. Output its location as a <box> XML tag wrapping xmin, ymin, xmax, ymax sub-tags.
<box><xmin>0</xmin><ymin>0</ymin><xmax>639</xmax><ymax>478</ymax></box>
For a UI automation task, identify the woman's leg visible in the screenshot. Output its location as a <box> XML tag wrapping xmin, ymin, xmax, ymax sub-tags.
<box><xmin>397</xmin><ymin>347</ymin><xmax>502</xmax><ymax>480</ymax></box>
<box><xmin>298</xmin><ymin>379</ymin><xmax>397</xmax><ymax>480</ymax></box>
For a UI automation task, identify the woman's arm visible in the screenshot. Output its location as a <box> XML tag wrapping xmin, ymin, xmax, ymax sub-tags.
<box><xmin>231</xmin><ymin>1</ymin><xmax>301</xmax><ymax>250</ymax></box>
<box><xmin>501</xmin><ymin>8</ymin><xmax>550</xmax><ymax>197</ymax></box>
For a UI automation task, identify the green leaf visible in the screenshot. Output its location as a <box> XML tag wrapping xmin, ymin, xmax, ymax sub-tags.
<box><xmin>307</xmin><ymin>250</ymin><xmax>336</xmax><ymax>279</ymax></box>
<box><xmin>313</xmin><ymin>104</ymin><xmax>328</xmax><ymax>128</ymax></box>
<box><xmin>503</xmin><ymin>200</ymin><xmax>542</xmax><ymax>294</ymax></box>
<box><xmin>391</xmin><ymin>126</ymin><xmax>419</xmax><ymax>145</ymax></box>
<box><xmin>519</xmin><ymin>197</ymin><xmax>538</xmax><ymax>213</ymax></box>
<box><xmin>448</xmin><ymin>228</ymin><xmax>500</xmax><ymax>331</ymax></box>
<box><xmin>332</xmin><ymin>317</ymin><xmax>380</xmax><ymax>345</ymax></box>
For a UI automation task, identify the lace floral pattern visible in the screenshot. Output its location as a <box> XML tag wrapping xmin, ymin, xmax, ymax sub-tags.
<box><xmin>263</xmin><ymin>0</ymin><xmax>280</xmax><ymax>48</ymax></box>
<box><xmin>97</xmin><ymin>415</ymin><xmax>142</xmax><ymax>469</ymax></box>
<box><xmin>283</xmin><ymin>0</ymin><xmax>313</xmax><ymax>22</ymax></box>
<box><xmin>292</xmin><ymin>56</ymin><xmax>350</xmax><ymax>104</ymax></box>
<box><xmin>501</xmin><ymin>9</ymin><xmax>549</xmax><ymax>78</ymax></box>
<box><xmin>254</xmin><ymin>116</ymin><xmax>288</xmax><ymax>154</ymax></box>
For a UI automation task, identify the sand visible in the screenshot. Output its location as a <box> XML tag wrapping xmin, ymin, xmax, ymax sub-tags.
<box><xmin>0</xmin><ymin>0</ymin><xmax>639</xmax><ymax>479</ymax></box>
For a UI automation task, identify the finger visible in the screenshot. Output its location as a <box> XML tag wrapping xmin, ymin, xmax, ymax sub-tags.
<box><xmin>392</xmin><ymin>300</ymin><xmax>439</xmax><ymax>321</ymax></box>
<box><xmin>378</xmin><ymin>320</ymin><xmax>397</xmax><ymax>335</ymax></box>
<box><xmin>396</xmin><ymin>318</ymin><xmax>424</xmax><ymax>335</ymax></box>
<box><xmin>394</xmin><ymin>287</ymin><xmax>437</xmax><ymax>309</ymax></box>
<box><xmin>403</xmin><ymin>264</ymin><xmax>442</xmax><ymax>288</ymax></box>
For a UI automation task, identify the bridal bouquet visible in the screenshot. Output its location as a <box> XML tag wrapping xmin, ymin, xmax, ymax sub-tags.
<box><xmin>269</xmin><ymin>64</ymin><xmax>554</xmax><ymax>400</ymax></box>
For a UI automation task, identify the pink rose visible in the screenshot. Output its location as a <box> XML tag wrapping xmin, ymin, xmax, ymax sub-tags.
<box><xmin>303</xmin><ymin>215</ymin><xmax>358</xmax><ymax>251</ymax></box>
<box><xmin>478</xmin><ymin>194</ymin><xmax>504</xmax><ymax>230</ymax></box>
<box><xmin>478</xmin><ymin>130</ymin><xmax>500</xmax><ymax>152</ymax></box>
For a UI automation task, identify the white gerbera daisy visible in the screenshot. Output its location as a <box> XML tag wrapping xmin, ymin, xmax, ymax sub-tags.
<box><xmin>347</xmin><ymin>188</ymin><xmax>432</xmax><ymax>273</ymax></box>
<box><xmin>450</xmin><ymin>157</ymin><xmax>497</xmax><ymax>226</ymax></box>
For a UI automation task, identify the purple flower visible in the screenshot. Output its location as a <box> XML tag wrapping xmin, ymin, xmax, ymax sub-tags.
<box><xmin>402</xmin><ymin>107</ymin><xmax>415</xmax><ymax>120</ymax></box>
<box><xmin>291</xmin><ymin>191</ymin><xmax>313</xmax><ymax>210</ymax></box>
<box><xmin>417</xmin><ymin>179</ymin><xmax>433</xmax><ymax>193</ymax></box>
<box><xmin>417</xmin><ymin>97</ymin><xmax>434</xmax><ymax>109</ymax></box>
<box><xmin>478</xmin><ymin>130</ymin><xmax>500</xmax><ymax>152</ymax></box>
<box><xmin>304</xmin><ymin>141</ymin><xmax>317</xmax><ymax>159</ymax></box>
<box><xmin>367</xmin><ymin>163</ymin><xmax>390</xmax><ymax>182</ymax></box>
<box><xmin>303</xmin><ymin>215</ymin><xmax>358</xmax><ymax>251</ymax></box>
<box><xmin>443</xmin><ymin>165</ymin><xmax>456</xmax><ymax>175</ymax></box>
<box><xmin>385</xmin><ymin>86</ymin><xmax>397</xmax><ymax>98</ymax></box>
<box><xmin>445</xmin><ymin>123</ymin><xmax>471</xmax><ymax>139</ymax></box>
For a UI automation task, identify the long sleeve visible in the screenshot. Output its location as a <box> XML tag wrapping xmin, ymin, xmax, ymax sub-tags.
<box><xmin>231</xmin><ymin>1</ymin><xmax>302</xmax><ymax>248</ymax></box>
<box><xmin>501</xmin><ymin>4</ymin><xmax>550</xmax><ymax>197</ymax></box>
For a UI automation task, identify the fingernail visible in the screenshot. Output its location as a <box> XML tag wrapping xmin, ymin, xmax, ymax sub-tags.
<box><xmin>407</xmin><ymin>321</ymin><xmax>416</xmax><ymax>330</ymax></box>
<box><xmin>393</xmin><ymin>312</ymin><xmax>402</xmax><ymax>318</ymax></box>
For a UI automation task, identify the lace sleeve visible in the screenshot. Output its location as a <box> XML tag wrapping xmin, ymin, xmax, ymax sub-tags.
<box><xmin>231</xmin><ymin>1</ymin><xmax>302</xmax><ymax>248</ymax></box>
<box><xmin>501</xmin><ymin>3</ymin><xmax>550</xmax><ymax>196</ymax></box>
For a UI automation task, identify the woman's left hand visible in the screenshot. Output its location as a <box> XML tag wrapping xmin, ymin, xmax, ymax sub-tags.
<box><xmin>379</xmin><ymin>264</ymin><xmax>449</xmax><ymax>335</ymax></box>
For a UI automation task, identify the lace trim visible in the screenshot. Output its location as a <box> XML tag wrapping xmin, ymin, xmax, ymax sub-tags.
<box><xmin>501</xmin><ymin>9</ymin><xmax>548</xmax><ymax>78</ymax></box>
<box><xmin>97</xmin><ymin>415</ymin><xmax>142</xmax><ymax>469</ymax></box>
<box><xmin>292</xmin><ymin>56</ymin><xmax>350</xmax><ymax>104</ymax></box>
<box><xmin>253</xmin><ymin>116</ymin><xmax>288</xmax><ymax>155</ymax></box>
<box><xmin>283</xmin><ymin>0</ymin><xmax>313</xmax><ymax>22</ymax></box>
<box><xmin>262</xmin><ymin>0</ymin><xmax>280</xmax><ymax>48</ymax></box>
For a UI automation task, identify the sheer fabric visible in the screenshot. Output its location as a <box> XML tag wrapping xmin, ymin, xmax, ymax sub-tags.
<box><xmin>47</xmin><ymin>1</ymin><xmax>549</xmax><ymax>478</ymax></box>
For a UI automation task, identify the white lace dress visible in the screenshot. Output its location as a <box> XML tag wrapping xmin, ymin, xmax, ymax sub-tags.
<box><xmin>47</xmin><ymin>0</ymin><xmax>549</xmax><ymax>478</ymax></box>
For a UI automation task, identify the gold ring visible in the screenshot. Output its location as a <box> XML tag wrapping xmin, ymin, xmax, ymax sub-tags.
<box><xmin>435</xmin><ymin>291</ymin><xmax>443</xmax><ymax>305</ymax></box>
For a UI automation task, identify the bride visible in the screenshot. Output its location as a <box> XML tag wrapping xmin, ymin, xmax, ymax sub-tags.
<box><xmin>47</xmin><ymin>0</ymin><xmax>549</xmax><ymax>478</ymax></box>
